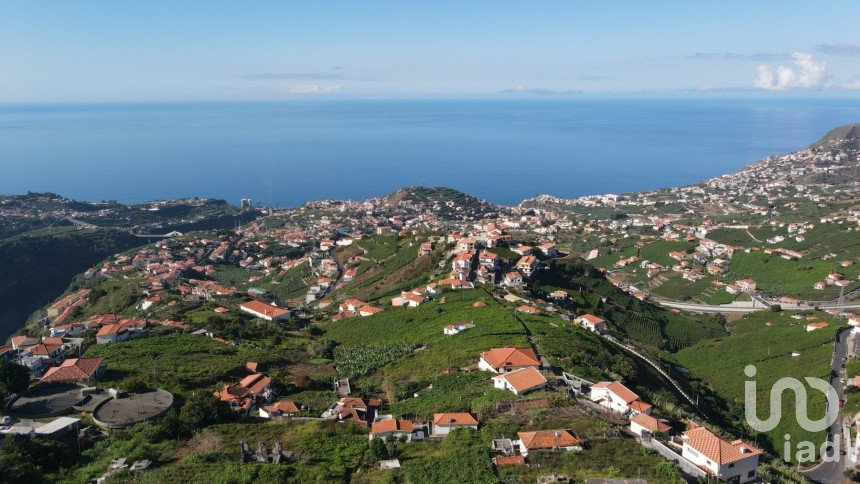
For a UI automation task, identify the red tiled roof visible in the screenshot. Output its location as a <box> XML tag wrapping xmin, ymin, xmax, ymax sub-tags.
<box><xmin>40</xmin><ymin>357</ymin><xmax>103</xmax><ymax>383</ymax></box>
<box><xmin>683</xmin><ymin>427</ymin><xmax>761</xmax><ymax>465</ymax></box>
<box><xmin>240</xmin><ymin>300</ymin><xmax>289</xmax><ymax>318</ymax></box>
<box><xmin>494</xmin><ymin>367</ymin><xmax>548</xmax><ymax>393</ymax></box>
<box><xmin>517</xmin><ymin>429</ymin><xmax>582</xmax><ymax>450</ymax></box>
<box><xmin>480</xmin><ymin>347</ymin><xmax>540</xmax><ymax>369</ymax></box>
<box><xmin>433</xmin><ymin>412</ymin><xmax>478</xmax><ymax>427</ymax></box>
<box><xmin>592</xmin><ymin>381</ymin><xmax>639</xmax><ymax>404</ymax></box>
<box><xmin>371</xmin><ymin>418</ymin><xmax>414</xmax><ymax>435</ymax></box>
<box><xmin>631</xmin><ymin>413</ymin><xmax>670</xmax><ymax>433</ymax></box>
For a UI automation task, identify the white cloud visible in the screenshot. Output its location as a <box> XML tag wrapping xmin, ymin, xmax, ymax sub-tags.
<box><xmin>287</xmin><ymin>84</ymin><xmax>342</xmax><ymax>94</ymax></box>
<box><xmin>753</xmin><ymin>52</ymin><xmax>828</xmax><ymax>91</ymax></box>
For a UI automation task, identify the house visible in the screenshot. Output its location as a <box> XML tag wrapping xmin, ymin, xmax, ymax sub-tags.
<box><xmin>492</xmin><ymin>367</ymin><xmax>548</xmax><ymax>395</ymax></box>
<box><xmin>370</xmin><ymin>417</ymin><xmax>424</xmax><ymax>442</ymax></box>
<box><xmin>40</xmin><ymin>357</ymin><xmax>104</xmax><ymax>384</ymax></box>
<box><xmin>806</xmin><ymin>322</ymin><xmax>830</xmax><ymax>332</ymax></box>
<box><xmin>456</xmin><ymin>237</ymin><xmax>478</xmax><ymax>252</ymax></box>
<box><xmin>478</xmin><ymin>251</ymin><xmax>499</xmax><ymax>270</ymax></box>
<box><xmin>736</xmin><ymin>279</ymin><xmax>757</xmax><ymax>293</ymax></box>
<box><xmin>342</xmin><ymin>268</ymin><xmax>357</xmax><ymax>281</ymax></box>
<box><xmin>432</xmin><ymin>412</ymin><xmax>479</xmax><ymax>436</ymax></box>
<box><xmin>516</xmin><ymin>429</ymin><xmax>583</xmax><ymax>456</ymax></box>
<box><xmin>240</xmin><ymin>301</ymin><xmax>290</xmax><ymax>321</ymax></box>
<box><xmin>214</xmin><ymin>373</ymin><xmax>273</xmax><ymax>414</ymax></box>
<box><xmin>391</xmin><ymin>292</ymin><xmax>425</xmax><ymax>308</ymax></box>
<box><xmin>479</xmin><ymin>347</ymin><xmax>540</xmax><ymax>373</ymax></box>
<box><xmin>503</xmin><ymin>271</ymin><xmax>523</xmax><ymax>287</ymax></box>
<box><xmin>444</xmin><ymin>322</ymin><xmax>475</xmax><ymax>335</ymax></box>
<box><xmin>517</xmin><ymin>305</ymin><xmax>540</xmax><ymax>315</ymax></box>
<box><xmin>516</xmin><ymin>256</ymin><xmax>538</xmax><ymax>277</ymax></box>
<box><xmin>538</xmin><ymin>243</ymin><xmax>557</xmax><ymax>257</ymax></box>
<box><xmin>511</xmin><ymin>245</ymin><xmax>533</xmax><ymax>256</ymax></box>
<box><xmin>339</xmin><ymin>299</ymin><xmax>367</xmax><ymax>313</ymax></box>
<box><xmin>575</xmin><ymin>314</ymin><xmax>606</xmax><ymax>333</ymax></box>
<box><xmin>259</xmin><ymin>400</ymin><xmax>300</xmax><ymax>419</ymax></box>
<box><xmin>419</xmin><ymin>242</ymin><xmax>433</xmax><ymax>256</ymax></box>
<box><xmin>23</xmin><ymin>343</ymin><xmax>64</xmax><ymax>360</ymax></box>
<box><xmin>629</xmin><ymin>413</ymin><xmax>671</xmax><ymax>437</ymax></box>
<box><xmin>725</xmin><ymin>284</ymin><xmax>740</xmax><ymax>295</ymax></box>
<box><xmin>680</xmin><ymin>426</ymin><xmax>760</xmax><ymax>483</ymax></box>
<box><xmin>9</xmin><ymin>335</ymin><xmax>39</xmax><ymax>350</ymax></box>
<box><xmin>96</xmin><ymin>324</ymin><xmax>131</xmax><ymax>344</ymax></box>
<box><xmin>589</xmin><ymin>381</ymin><xmax>651</xmax><ymax>416</ymax></box>
<box><xmin>451</xmin><ymin>251</ymin><xmax>474</xmax><ymax>271</ymax></box>
<box><xmin>359</xmin><ymin>305</ymin><xmax>383</xmax><ymax>317</ymax></box>
<box><xmin>322</xmin><ymin>397</ymin><xmax>381</xmax><ymax>427</ymax></box>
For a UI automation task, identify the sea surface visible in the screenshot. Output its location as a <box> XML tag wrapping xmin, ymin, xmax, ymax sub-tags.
<box><xmin>2</xmin><ymin>98</ymin><xmax>860</xmax><ymax>207</ymax></box>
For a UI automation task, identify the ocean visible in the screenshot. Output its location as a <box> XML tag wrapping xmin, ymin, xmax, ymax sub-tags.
<box><xmin>2</xmin><ymin>98</ymin><xmax>860</xmax><ymax>207</ymax></box>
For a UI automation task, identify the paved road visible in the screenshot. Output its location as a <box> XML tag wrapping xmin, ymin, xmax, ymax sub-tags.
<box><xmin>658</xmin><ymin>297</ymin><xmax>860</xmax><ymax>314</ymax></box>
<box><xmin>656</xmin><ymin>299</ymin><xmax>763</xmax><ymax>314</ymax></box>
<box><xmin>802</xmin><ymin>328</ymin><xmax>849</xmax><ymax>484</ymax></box>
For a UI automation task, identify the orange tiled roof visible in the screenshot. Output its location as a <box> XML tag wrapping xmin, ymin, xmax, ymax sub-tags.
<box><xmin>494</xmin><ymin>366</ymin><xmax>547</xmax><ymax>393</ymax></box>
<box><xmin>592</xmin><ymin>381</ymin><xmax>639</xmax><ymax>404</ymax></box>
<box><xmin>480</xmin><ymin>347</ymin><xmax>540</xmax><ymax>369</ymax></box>
<box><xmin>683</xmin><ymin>427</ymin><xmax>761</xmax><ymax>465</ymax></box>
<box><xmin>517</xmin><ymin>429</ymin><xmax>582</xmax><ymax>450</ymax></box>
<box><xmin>371</xmin><ymin>418</ymin><xmax>414</xmax><ymax>434</ymax></box>
<box><xmin>631</xmin><ymin>413</ymin><xmax>670</xmax><ymax>433</ymax></box>
<box><xmin>40</xmin><ymin>357</ymin><xmax>103</xmax><ymax>383</ymax></box>
<box><xmin>433</xmin><ymin>412</ymin><xmax>478</xmax><ymax>427</ymax></box>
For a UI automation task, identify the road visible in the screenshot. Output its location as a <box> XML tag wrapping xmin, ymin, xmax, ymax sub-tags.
<box><xmin>801</xmin><ymin>328</ymin><xmax>849</xmax><ymax>484</ymax></box>
<box><xmin>655</xmin><ymin>299</ymin><xmax>763</xmax><ymax>314</ymax></box>
<box><xmin>657</xmin><ymin>296</ymin><xmax>860</xmax><ymax>314</ymax></box>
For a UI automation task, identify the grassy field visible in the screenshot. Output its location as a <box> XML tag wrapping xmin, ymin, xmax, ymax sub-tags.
<box><xmin>727</xmin><ymin>251</ymin><xmax>856</xmax><ymax>300</ymax></box>
<box><xmin>84</xmin><ymin>334</ymin><xmax>283</xmax><ymax>397</ymax></box>
<box><xmin>325</xmin><ymin>288</ymin><xmax>528</xmax><ymax>387</ymax></box>
<box><xmin>675</xmin><ymin>311</ymin><xmax>840</xmax><ymax>461</ymax></box>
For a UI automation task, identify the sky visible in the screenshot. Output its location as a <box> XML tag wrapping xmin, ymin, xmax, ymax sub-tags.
<box><xmin>2</xmin><ymin>1</ymin><xmax>860</xmax><ymax>102</ymax></box>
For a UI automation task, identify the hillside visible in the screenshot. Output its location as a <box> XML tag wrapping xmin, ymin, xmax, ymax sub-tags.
<box><xmin>0</xmin><ymin>229</ymin><xmax>142</xmax><ymax>340</ymax></box>
<box><xmin>0</xmin><ymin>194</ymin><xmax>262</xmax><ymax>339</ymax></box>
<box><xmin>376</xmin><ymin>186</ymin><xmax>505</xmax><ymax>220</ymax></box>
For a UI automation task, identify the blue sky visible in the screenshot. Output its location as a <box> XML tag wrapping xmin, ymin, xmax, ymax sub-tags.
<box><xmin>2</xmin><ymin>1</ymin><xmax>860</xmax><ymax>101</ymax></box>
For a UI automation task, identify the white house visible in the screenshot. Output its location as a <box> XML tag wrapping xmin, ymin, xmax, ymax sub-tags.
<box><xmin>589</xmin><ymin>381</ymin><xmax>652</xmax><ymax>416</ymax></box>
<box><xmin>680</xmin><ymin>426</ymin><xmax>760</xmax><ymax>483</ymax></box>
<box><xmin>259</xmin><ymin>400</ymin><xmax>300</xmax><ymax>419</ymax></box>
<box><xmin>503</xmin><ymin>271</ymin><xmax>523</xmax><ymax>287</ymax></box>
<box><xmin>478</xmin><ymin>347</ymin><xmax>540</xmax><ymax>373</ymax></box>
<box><xmin>575</xmin><ymin>314</ymin><xmax>606</xmax><ymax>333</ymax></box>
<box><xmin>432</xmin><ymin>412</ymin><xmax>478</xmax><ymax>437</ymax></box>
<box><xmin>444</xmin><ymin>322</ymin><xmax>475</xmax><ymax>335</ymax></box>
<box><xmin>516</xmin><ymin>429</ymin><xmax>582</xmax><ymax>457</ymax></box>
<box><xmin>370</xmin><ymin>417</ymin><xmax>425</xmax><ymax>442</ymax></box>
<box><xmin>240</xmin><ymin>301</ymin><xmax>290</xmax><ymax>321</ymax></box>
<box><xmin>629</xmin><ymin>413</ymin><xmax>671</xmax><ymax>437</ymax></box>
<box><xmin>516</xmin><ymin>255</ymin><xmax>538</xmax><ymax>277</ymax></box>
<box><xmin>492</xmin><ymin>367</ymin><xmax>548</xmax><ymax>395</ymax></box>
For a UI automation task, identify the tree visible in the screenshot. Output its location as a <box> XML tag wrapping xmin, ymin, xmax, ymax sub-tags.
<box><xmin>179</xmin><ymin>391</ymin><xmax>232</xmax><ymax>434</ymax></box>
<box><xmin>368</xmin><ymin>438</ymin><xmax>388</xmax><ymax>461</ymax></box>
<box><xmin>770</xmin><ymin>304</ymin><xmax>782</xmax><ymax>312</ymax></box>
<box><xmin>307</xmin><ymin>338</ymin><xmax>337</xmax><ymax>359</ymax></box>
<box><xmin>0</xmin><ymin>360</ymin><xmax>30</xmax><ymax>393</ymax></box>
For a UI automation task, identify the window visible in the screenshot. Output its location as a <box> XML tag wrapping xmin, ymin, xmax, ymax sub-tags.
<box><xmin>747</xmin><ymin>470</ymin><xmax>756</xmax><ymax>478</ymax></box>
<box><xmin>728</xmin><ymin>463</ymin><xmax>735</xmax><ymax>468</ymax></box>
